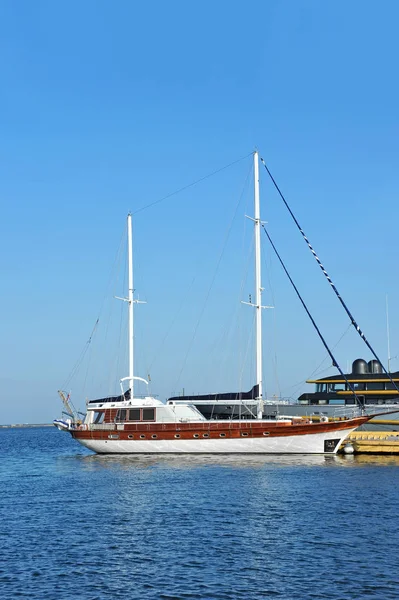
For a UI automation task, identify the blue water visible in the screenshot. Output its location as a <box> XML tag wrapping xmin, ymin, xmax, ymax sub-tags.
<box><xmin>1</xmin><ymin>428</ymin><xmax>399</xmax><ymax>599</ymax></box>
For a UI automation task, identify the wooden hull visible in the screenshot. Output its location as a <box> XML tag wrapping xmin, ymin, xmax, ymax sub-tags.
<box><xmin>71</xmin><ymin>417</ymin><xmax>370</xmax><ymax>454</ymax></box>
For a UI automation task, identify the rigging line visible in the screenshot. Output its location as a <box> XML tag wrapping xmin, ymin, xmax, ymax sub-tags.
<box><xmin>261</xmin><ymin>224</ymin><xmax>363</xmax><ymax>408</ymax></box>
<box><xmin>262</xmin><ymin>244</ymin><xmax>281</xmax><ymax>397</ymax></box>
<box><xmin>62</xmin><ymin>319</ymin><xmax>100</xmax><ymax>390</ymax></box>
<box><xmin>306</xmin><ymin>322</ymin><xmax>353</xmax><ymax>381</ymax></box>
<box><xmin>82</xmin><ymin>333</ymin><xmax>94</xmax><ymax>402</ymax></box>
<box><xmin>271</xmin><ymin>317</ymin><xmax>281</xmax><ymax>398</ymax></box>
<box><xmin>67</xmin><ymin>224</ymin><xmax>127</xmax><ymax>397</ymax></box>
<box><xmin>112</xmin><ymin>246</ymin><xmax>128</xmax><ymax>396</ymax></box>
<box><xmin>235</xmin><ymin>196</ymin><xmax>256</xmax><ymax>393</ymax></box>
<box><xmin>148</xmin><ymin>274</ymin><xmax>197</xmax><ymax>372</ymax></box>
<box><xmin>94</xmin><ymin>225</ymin><xmax>127</xmax><ymax>334</ymax></box>
<box><xmin>211</xmin><ymin>166</ymin><xmax>254</xmax><ymax>386</ymax></box>
<box><xmin>260</xmin><ymin>157</ymin><xmax>399</xmax><ymax>394</ymax></box>
<box><xmin>173</xmin><ymin>161</ymin><xmax>254</xmax><ymax>392</ymax></box>
<box><xmin>282</xmin><ymin>364</ymin><xmax>336</xmax><ymax>396</ymax></box>
<box><xmin>93</xmin><ymin>224</ymin><xmax>127</xmax><ymax>390</ymax></box>
<box><xmin>238</xmin><ymin>311</ymin><xmax>256</xmax><ymax>398</ymax></box>
<box><xmin>106</xmin><ymin>227</ymin><xmax>127</xmax><ymax>343</ymax></box>
<box><xmin>235</xmin><ymin>237</ymin><xmax>255</xmax><ymax>389</ymax></box>
<box><xmin>132</xmin><ymin>152</ymin><xmax>252</xmax><ymax>215</ymax></box>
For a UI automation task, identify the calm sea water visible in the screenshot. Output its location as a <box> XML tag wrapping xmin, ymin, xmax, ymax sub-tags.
<box><xmin>1</xmin><ymin>427</ymin><xmax>399</xmax><ymax>600</ymax></box>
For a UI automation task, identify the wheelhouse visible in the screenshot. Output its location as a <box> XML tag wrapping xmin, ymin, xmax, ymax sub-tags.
<box><xmin>90</xmin><ymin>406</ymin><xmax>156</xmax><ymax>426</ymax></box>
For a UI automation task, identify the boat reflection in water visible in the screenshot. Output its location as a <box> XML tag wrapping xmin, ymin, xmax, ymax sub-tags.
<box><xmin>65</xmin><ymin>451</ymin><xmax>399</xmax><ymax>473</ymax></box>
<box><xmin>77</xmin><ymin>453</ymin><xmax>337</xmax><ymax>471</ymax></box>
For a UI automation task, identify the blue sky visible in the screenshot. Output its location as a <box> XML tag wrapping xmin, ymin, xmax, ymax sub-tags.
<box><xmin>1</xmin><ymin>0</ymin><xmax>399</xmax><ymax>424</ymax></box>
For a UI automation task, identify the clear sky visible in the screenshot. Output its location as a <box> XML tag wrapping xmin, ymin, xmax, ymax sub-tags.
<box><xmin>1</xmin><ymin>0</ymin><xmax>399</xmax><ymax>424</ymax></box>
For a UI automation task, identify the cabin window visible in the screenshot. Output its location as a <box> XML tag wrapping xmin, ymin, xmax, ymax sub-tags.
<box><xmin>366</xmin><ymin>382</ymin><xmax>384</xmax><ymax>391</ymax></box>
<box><xmin>151</xmin><ymin>434</ymin><xmax>157</xmax><ymax>439</ymax></box>
<box><xmin>203</xmin><ymin>433</ymin><xmax>209</xmax><ymax>438</ymax></box>
<box><xmin>140</xmin><ymin>434</ymin><xmax>146</xmax><ymax>439</ymax></box>
<box><xmin>142</xmin><ymin>408</ymin><xmax>155</xmax><ymax>421</ymax></box>
<box><xmin>353</xmin><ymin>383</ymin><xmax>365</xmax><ymax>391</ymax></box>
<box><xmin>331</xmin><ymin>383</ymin><xmax>345</xmax><ymax>391</ymax></box>
<box><xmin>174</xmin><ymin>434</ymin><xmax>181</xmax><ymax>439</ymax></box>
<box><xmin>385</xmin><ymin>383</ymin><xmax>399</xmax><ymax>390</ymax></box>
<box><xmin>116</xmin><ymin>409</ymin><xmax>127</xmax><ymax>422</ymax></box>
<box><xmin>93</xmin><ymin>411</ymin><xmax>105</xmax><ymax>424</ymax></box>
<box><xmin>220</xmin><ymin>433</ymin><xmax>226</xmax><ymax>437</ymax></box>
<box><xmin>129</xmin><ymin>408</ymin><xmax>141</xmax><ymax>421</ymax></box>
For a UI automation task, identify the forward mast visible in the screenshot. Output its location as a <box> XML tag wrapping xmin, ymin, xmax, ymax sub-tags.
<box><xmin>118</xmin><ymin>214</ymin><xmax>147</xmax><ymax>401</ymax></box>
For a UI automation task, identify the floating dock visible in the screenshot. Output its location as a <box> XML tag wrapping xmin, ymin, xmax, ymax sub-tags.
<box><xmin>341</xmin><ymin>431</ymin><xmax>399</xmax><ymax>454</ymax></box>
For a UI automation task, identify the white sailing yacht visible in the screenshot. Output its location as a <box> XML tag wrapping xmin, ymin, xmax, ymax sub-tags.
<box><xmin>55</xmin><ymin>151</ymin><xmax>375</xmax><ymax>453</ymax></box>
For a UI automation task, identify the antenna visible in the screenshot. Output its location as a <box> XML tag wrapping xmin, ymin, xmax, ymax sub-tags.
<box><xmin>386</xmin><ymin>294</ymin><xmax>391</xmax><ymax>373</ymax></box>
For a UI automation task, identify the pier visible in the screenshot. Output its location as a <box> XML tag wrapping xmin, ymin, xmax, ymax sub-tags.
<box><xmin>341</xmin><ymin>431</ymin><xmax>399</xmax><ymax>454</ymax></box>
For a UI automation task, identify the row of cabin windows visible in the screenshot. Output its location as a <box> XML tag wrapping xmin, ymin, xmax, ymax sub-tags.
<box><xmin>116</xmin><ymin>408</ymin><xmax>155</xmax><ymax>422</ymax></box>
<box><xmin>92</xmin><ymin>408</ymin><xmax>156</xmax><ymax>424</ymax></box>
<box><xmin>300</xmin><ymin>397</ymin><xmax>397</xmax><ymax>406</ymax></box>
<box><xmin>315</xmin><ymin>382</ymin><xmax>399</xmax><ymax>393</ymax></box>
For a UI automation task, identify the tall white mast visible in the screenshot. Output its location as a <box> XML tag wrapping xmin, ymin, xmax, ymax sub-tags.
<box><xmin>253</xmin><ymin>151</ymin><xmax>263</xmax><ymax>418</ymax></box>
<box><xmin>127</xmin><ymin>213</ymin><xmax>134</xmax><ymax>399</ymax></box>
<box><xmin>116</xmin><ymin>214</ymin><xmax>148</xmax><ymax>400</ymax></box>
<box><xmin>242</xmin><ymin>152</ymin><xmax>272</xmax><ymax>416</ymax></box>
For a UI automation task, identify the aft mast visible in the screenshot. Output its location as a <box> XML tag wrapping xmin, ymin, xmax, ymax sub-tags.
<box><xmin>242</xmin><ymin>151</ymin><xmax>267</xmax><ymax>418</ymax></box>
<box><xmin>253</xmin><ymin>151</ymin><xmax>263</xmax><ymax>419</ymax></box>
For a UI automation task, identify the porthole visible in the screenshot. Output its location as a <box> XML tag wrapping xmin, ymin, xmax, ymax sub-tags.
<box><xmin>263</xmin><ymin>432</ymin><xmax>270</xmax><ymax>436</ymax></box>
<box><xmin>193</xmin><ymin>434</ymin><xmax>199</xmax><ymax>438</ymax></box>
<box><xmin>219</xmin><ymin>433</ymin><xmax>226</xmax><ymax>438</ymax></box>
<box><xmin>128</xmin><ymin>434</ymin><xmax>134</xmax><ymax>439</ymax></box>
<box><xmin>140</xmin><ymin>434</ymin><xmax>146</xmax><ymax>439</ymax></box>
<box><xmin>203</xmin><ymin>433</ymin><xmax>209</xmax><ymax>438</ymax></box>
<box><xmin>241</xmin><ymin>432</ymin><xmax>248</xmax><ymax>437</ymax></box>
<box><xmin>151</xmin><ymin>434</ymin><xmax>157</xmax><ymax>439</ymax></box>
<box><xmin>174</xmin><ymin>434</ymin><xmax>181</xmax><ymax>439</ymax></box>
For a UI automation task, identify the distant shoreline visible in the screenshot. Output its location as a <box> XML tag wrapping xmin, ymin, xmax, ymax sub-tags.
<box><xmin>0</xmin><ymin>423</ymin><xmax>53</xmax><ymax>429</ymax></box>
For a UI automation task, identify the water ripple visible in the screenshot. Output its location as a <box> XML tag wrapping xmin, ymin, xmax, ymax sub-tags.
<box><xmin>1</xmin><ymin>427</ymin><xmax>398</xmax><ymax>599</ymax></box>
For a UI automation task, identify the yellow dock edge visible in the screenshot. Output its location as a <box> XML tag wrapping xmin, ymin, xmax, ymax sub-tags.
<box><xmin>340</xmin><ymin>431</ymin><xmax>399</xmax><ymax>454</ymax></box>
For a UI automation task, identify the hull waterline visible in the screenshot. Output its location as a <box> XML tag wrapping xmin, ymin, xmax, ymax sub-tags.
<box><xmin>71</xmin><ymin>431</ymin><xmax>353</xmax><ymax>454</ymax></box>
